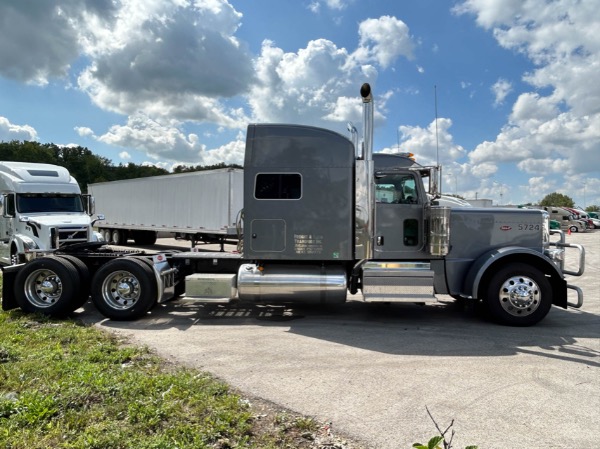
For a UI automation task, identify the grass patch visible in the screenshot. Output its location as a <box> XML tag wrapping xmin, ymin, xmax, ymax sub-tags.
<box><xmin>0</xmin><ymin>306</ymin><xmax>350</xmax><ymax>449</ymax></box>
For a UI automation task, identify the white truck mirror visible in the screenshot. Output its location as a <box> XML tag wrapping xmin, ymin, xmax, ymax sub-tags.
<box><xmin>2</xmin><ymin>193</ymin><xmax>15</xmax><ymax>218</ymax></box>
<box><xmin>83</xmin><ymin>194</ymin><xmax>95</xmax><ymax>215</ymax></box>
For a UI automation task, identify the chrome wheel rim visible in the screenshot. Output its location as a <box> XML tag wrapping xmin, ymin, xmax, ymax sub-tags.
<box><xmin>498</xmin><ymin>275</ymin><xmax>541</xmax><ymax>317</ymax></box>
<box><xmin>24</xmin><ymin>269</ymin><xmax>63</xmax><ymax>308</ymax></box>
<box><xmin>101</xmin><ymin>270</ymin><xmax>141</xmax><ymax>310</ymax></box>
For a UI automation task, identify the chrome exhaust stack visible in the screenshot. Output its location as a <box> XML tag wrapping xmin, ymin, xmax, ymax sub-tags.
<box><xmin>360</xmin><ymin>83</ymin><xmax>374</xmax><ymax>162</ymax></box>
<box><xmin>354</xmin><ymin>83</ymin><xmax>375</xmax><ymax>260</ymax></box>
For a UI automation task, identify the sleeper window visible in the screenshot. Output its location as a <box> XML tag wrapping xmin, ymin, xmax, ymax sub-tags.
<box><xmin>255</xmin><ymin>173</ymin><xmax>302</xmax><ymax>200</ymax></box>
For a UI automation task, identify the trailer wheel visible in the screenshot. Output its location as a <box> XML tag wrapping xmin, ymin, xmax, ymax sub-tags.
<box><xmin>50</xmin><ymin>255</ymin><xmax>91</xmax><ymax>309</ymax></box>
<box><xmin>111</xmin><ymin>229</ymin><xmax>127</xmax><ymax>245</ymax></box>
<box><xmin>91</xmin><ymin>257</ymin><xmax>157</xmax><ymax>320</ymax></box>
<box><xmin>484</xmin><ymin>263</ymin><xmax>552</xmax><ymax>326</ymax></box>
<box><xmin>14</xmin><ymin>257</ymin><xmax>81</xmax><ymax>317</ymax></box>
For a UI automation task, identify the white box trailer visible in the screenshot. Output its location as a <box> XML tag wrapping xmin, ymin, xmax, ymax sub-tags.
<box><xmin>88</xmin><ymin>168</ymin><xmax>243</xmax><ymax>248</ymax></box>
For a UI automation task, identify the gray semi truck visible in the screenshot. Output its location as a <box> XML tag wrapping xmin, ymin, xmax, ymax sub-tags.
<box><xmin>1</xmin><ymin>84</ymin><xmax>585</xmax><ymax>326</ymax></box>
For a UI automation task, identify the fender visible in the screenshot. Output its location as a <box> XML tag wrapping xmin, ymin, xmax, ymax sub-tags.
<box><xmin>10</xmin><ymin>234</ymin><xmax>40</xmax><ymax>257</ymax></box>
<box><xmin>463</xmin><ymin>246</ymin><xmax>567</xmax><ymax>307</ymax></box>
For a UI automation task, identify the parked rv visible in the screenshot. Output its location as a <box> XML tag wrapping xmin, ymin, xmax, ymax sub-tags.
<box><xmin>528</xmin><ymin>206</ymin><xmax>587</xmax><ymax>233</ymax></box>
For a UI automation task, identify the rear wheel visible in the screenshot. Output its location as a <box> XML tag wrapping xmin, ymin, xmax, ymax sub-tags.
<box><xmin>51</xmin><ymin>255</ymin><xmax>91</xmax><ymax>309</ymax></box>
<box><xmin>484</xmin><ymin>263</ymin><xmax>552</xmax><ymax>326</ymax></box>
<box><xmin>14</xmin><ymin>257</ymin><xmax>81</xmax><ymax>317</ymax></box>
<box><xmin>91</xmin><ymin>257</ymin><xmax>157</xmax><ymax>320</ymax></box>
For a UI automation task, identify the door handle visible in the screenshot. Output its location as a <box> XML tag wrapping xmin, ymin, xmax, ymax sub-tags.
<box><xmin>376</xmin><ymin>235</ymin><xmax>384</xmax><ymax>246</ymax></box>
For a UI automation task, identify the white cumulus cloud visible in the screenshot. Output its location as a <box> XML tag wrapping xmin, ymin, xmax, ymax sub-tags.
<box><xmin>456</xmin><ymin>0</ymin><xmax>600</xmax><ymax>180</ymax></box>
<box><xmin>0</xmin><ymin>117</ymin><xmax>38</xmax><ymax>141</ymax></box>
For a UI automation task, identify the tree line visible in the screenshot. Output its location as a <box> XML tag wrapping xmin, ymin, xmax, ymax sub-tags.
<box><xmin>0</xmin><ymin>140</ymin><xmax>241</xmax><ymax>193</ymax></box>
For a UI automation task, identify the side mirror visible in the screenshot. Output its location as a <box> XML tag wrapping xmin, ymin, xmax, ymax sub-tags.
<box><xmin>82</xmin><ymin>194</ymin><xmax>95</xmax><ymax>215</ymax></box>
<box><xmin>428</xmin><ymin>166</ymin><xmax>441</xmax><ymax>199</ymax></box>
<box><xmin>2</xmin><ymin>193</ymin><xmax>15</xmax><ymax>218</ymax></box>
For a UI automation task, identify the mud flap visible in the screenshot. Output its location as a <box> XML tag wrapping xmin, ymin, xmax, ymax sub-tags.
<box><xmin>1</xmin><ymin>264</ymin><xmax>21</xmax><ymax>310</ymax></box>
<box><xmin>551</xmin><ymin>277</ymin><xmax>568</xmax><ymax>309</ymax></box>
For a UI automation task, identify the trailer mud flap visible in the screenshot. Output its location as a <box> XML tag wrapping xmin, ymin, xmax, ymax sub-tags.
<box><xmin>1</xmin><ymin>264</ymin><xmax>21</xmax><ymax>310</ymax></box>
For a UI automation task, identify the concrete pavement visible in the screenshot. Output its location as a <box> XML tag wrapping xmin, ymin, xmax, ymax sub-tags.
<box><xmin>78</xmin><ymin>231</ymin><xmax>600</xmax><ymax>449</ymax></box>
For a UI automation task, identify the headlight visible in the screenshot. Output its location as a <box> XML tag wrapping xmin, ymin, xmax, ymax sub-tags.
<box><xmin>545</xmin><ymin>248</ymin><xmax>565</xmax><ymax>263</ymax></box>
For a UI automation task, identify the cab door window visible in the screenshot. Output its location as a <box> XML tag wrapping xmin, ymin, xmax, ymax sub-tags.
<box><xmin>375</xmin><ymin>174</ymin><xmax>418</xmax><ymax>204</ymax></box>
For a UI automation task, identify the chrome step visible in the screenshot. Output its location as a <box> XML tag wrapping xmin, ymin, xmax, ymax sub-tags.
<box><xmin>362</xmin><ymin>262</ymin><xmax>436</xmax><ymax>303</ymax></box>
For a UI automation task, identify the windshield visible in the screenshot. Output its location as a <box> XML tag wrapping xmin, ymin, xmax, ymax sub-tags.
<box><xmin>16</xmin><ymin>194</ymin><xmax>84</xmax><ymax>213</ymax></box>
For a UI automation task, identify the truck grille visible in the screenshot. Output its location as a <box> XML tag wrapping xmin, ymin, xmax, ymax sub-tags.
<box><xmin>52</xmin><ymin>226</ymin><xmax>89</xmax><ymax>248</ymax></box>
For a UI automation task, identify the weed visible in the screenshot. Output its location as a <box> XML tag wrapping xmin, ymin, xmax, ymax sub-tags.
<box><xmin>413</xmin><ymin>407</ymin><xmax>478</xmax><ymax>449</ymax></box>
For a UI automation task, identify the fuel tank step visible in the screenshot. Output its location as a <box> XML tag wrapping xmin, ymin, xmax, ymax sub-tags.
<box><xmin>361</xmin><ymin>261</ymin><xmax>436</xmax><ymax>302</ymax></box>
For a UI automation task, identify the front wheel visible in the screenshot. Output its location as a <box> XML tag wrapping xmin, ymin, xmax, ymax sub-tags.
<box><xmin>484</xmin><ymin>263</ymin><xmax>552</xmax><ymax>326</ymax></box>
<box><xmin>91</xmin><ymin>257</ymin><xmax>158</xmax><ymax>320</ymax></box>
<box><xmin>569</xmin><ymin>225</ymin><xmax>579</xmax><ymax>233</ymax></box>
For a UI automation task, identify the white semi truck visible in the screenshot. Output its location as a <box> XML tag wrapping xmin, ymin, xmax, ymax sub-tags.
<box><xmin>88</xmin><ymin>168</ymin><xmax>243</xmax><ymax>249</ymax></box>
<box><xmin>0</xmin><ymin>161</ymin><xmax>102</xmax><ymax>265</ymax></box>
<box><xmin>1</xmin><ymin>84</ymin><xmax>586</xmax><ymax>326</ymax></box>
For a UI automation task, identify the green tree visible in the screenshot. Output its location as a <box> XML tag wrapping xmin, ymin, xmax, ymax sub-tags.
<box><xmin>585</xmin><ymin>204</ymin><xmax>599</xmax><ymax>212</ymax></box>
<box><xmin>539</xmin><ymin>192</ymin><xmax>574</xmax><ymax>207</ymax></box>
<box><xmin>173</xmin><ymin>162</ymin><xmax>242</xmax><ymax>173</ymax></box>
<box><xmin>0</xmin><ymin>140</ymin><xmax>242</xmax><ymax>191</ymax></box>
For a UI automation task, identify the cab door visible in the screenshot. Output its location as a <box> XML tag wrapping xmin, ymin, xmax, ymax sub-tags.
<box><xmin>374</xmin><ymin>172</ymin><xmax>425</xmax><ymax>259</ymax></box>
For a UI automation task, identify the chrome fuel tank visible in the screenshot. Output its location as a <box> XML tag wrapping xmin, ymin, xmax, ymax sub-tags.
<box><xmin>237</xmin><ymin>263</ymin><xmax>347</xmax><ymax>303</ymax></box>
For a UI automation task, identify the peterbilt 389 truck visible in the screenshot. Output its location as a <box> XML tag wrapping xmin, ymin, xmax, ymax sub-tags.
<box><xmin>1</xmin><ymin>84</ymin><xmax>585</xmax><ymax>326</ymax></box>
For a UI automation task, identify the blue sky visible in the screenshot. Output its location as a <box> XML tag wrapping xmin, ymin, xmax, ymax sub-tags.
<box><xmin>0</xmin><ymin>0</ymin><xmax>599</xmax><ymax>207</ymax></box>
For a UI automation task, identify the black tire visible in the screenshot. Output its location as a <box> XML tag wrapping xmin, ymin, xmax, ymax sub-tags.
<box><xmin>50</xmin><ymin>255</ymin><xmax>91</xmax><ymax>309</ymax></box>
<box><xmin>484</xmin><ymin>263</ymin><xmax>552</xmax><ymax>326</ymax></box>
<box><xmin>14</xmin><ymin>257</ymin><xmax>81</xmax><ymax>317</ymax></box>
<box><xmin>133</xmin><ymin>231</ymin><xmax>157</xmax><ymax>246</ymax></box>
<box><xmin>101</xmin><ymin>229</ymin><xmax>112</xmax><ymax>243</ymax></box>
<box><xmin>90</xmin><ymin>257</ymin><xmax>157</xmax><ymax>320</ymax></box>
<box><xmin>111</xmin><ymin>229</ymin><xmax>128</xmax><ymax>245</ymax></box>
<box><xmin>569</xmin><ymin>225</ymin><xmax>578</xmax><ymax>233</ymax></box>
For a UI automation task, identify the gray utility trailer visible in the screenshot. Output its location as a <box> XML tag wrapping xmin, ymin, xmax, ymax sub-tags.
<box><xmin>88</xmin><ymin>168</ymin><xmax>243</xmax><ymax>248</ymax></box>
<box><xmin>1</xmin><ymin>84</ymin><xmax>586</xmax><ymax>327</ymax></box>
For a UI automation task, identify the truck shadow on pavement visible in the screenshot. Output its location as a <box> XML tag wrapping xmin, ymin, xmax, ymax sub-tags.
<box><xmin>80</xmin><ymin>297</ymin><xmax>600</xmax><ymax>369</ymax></box>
